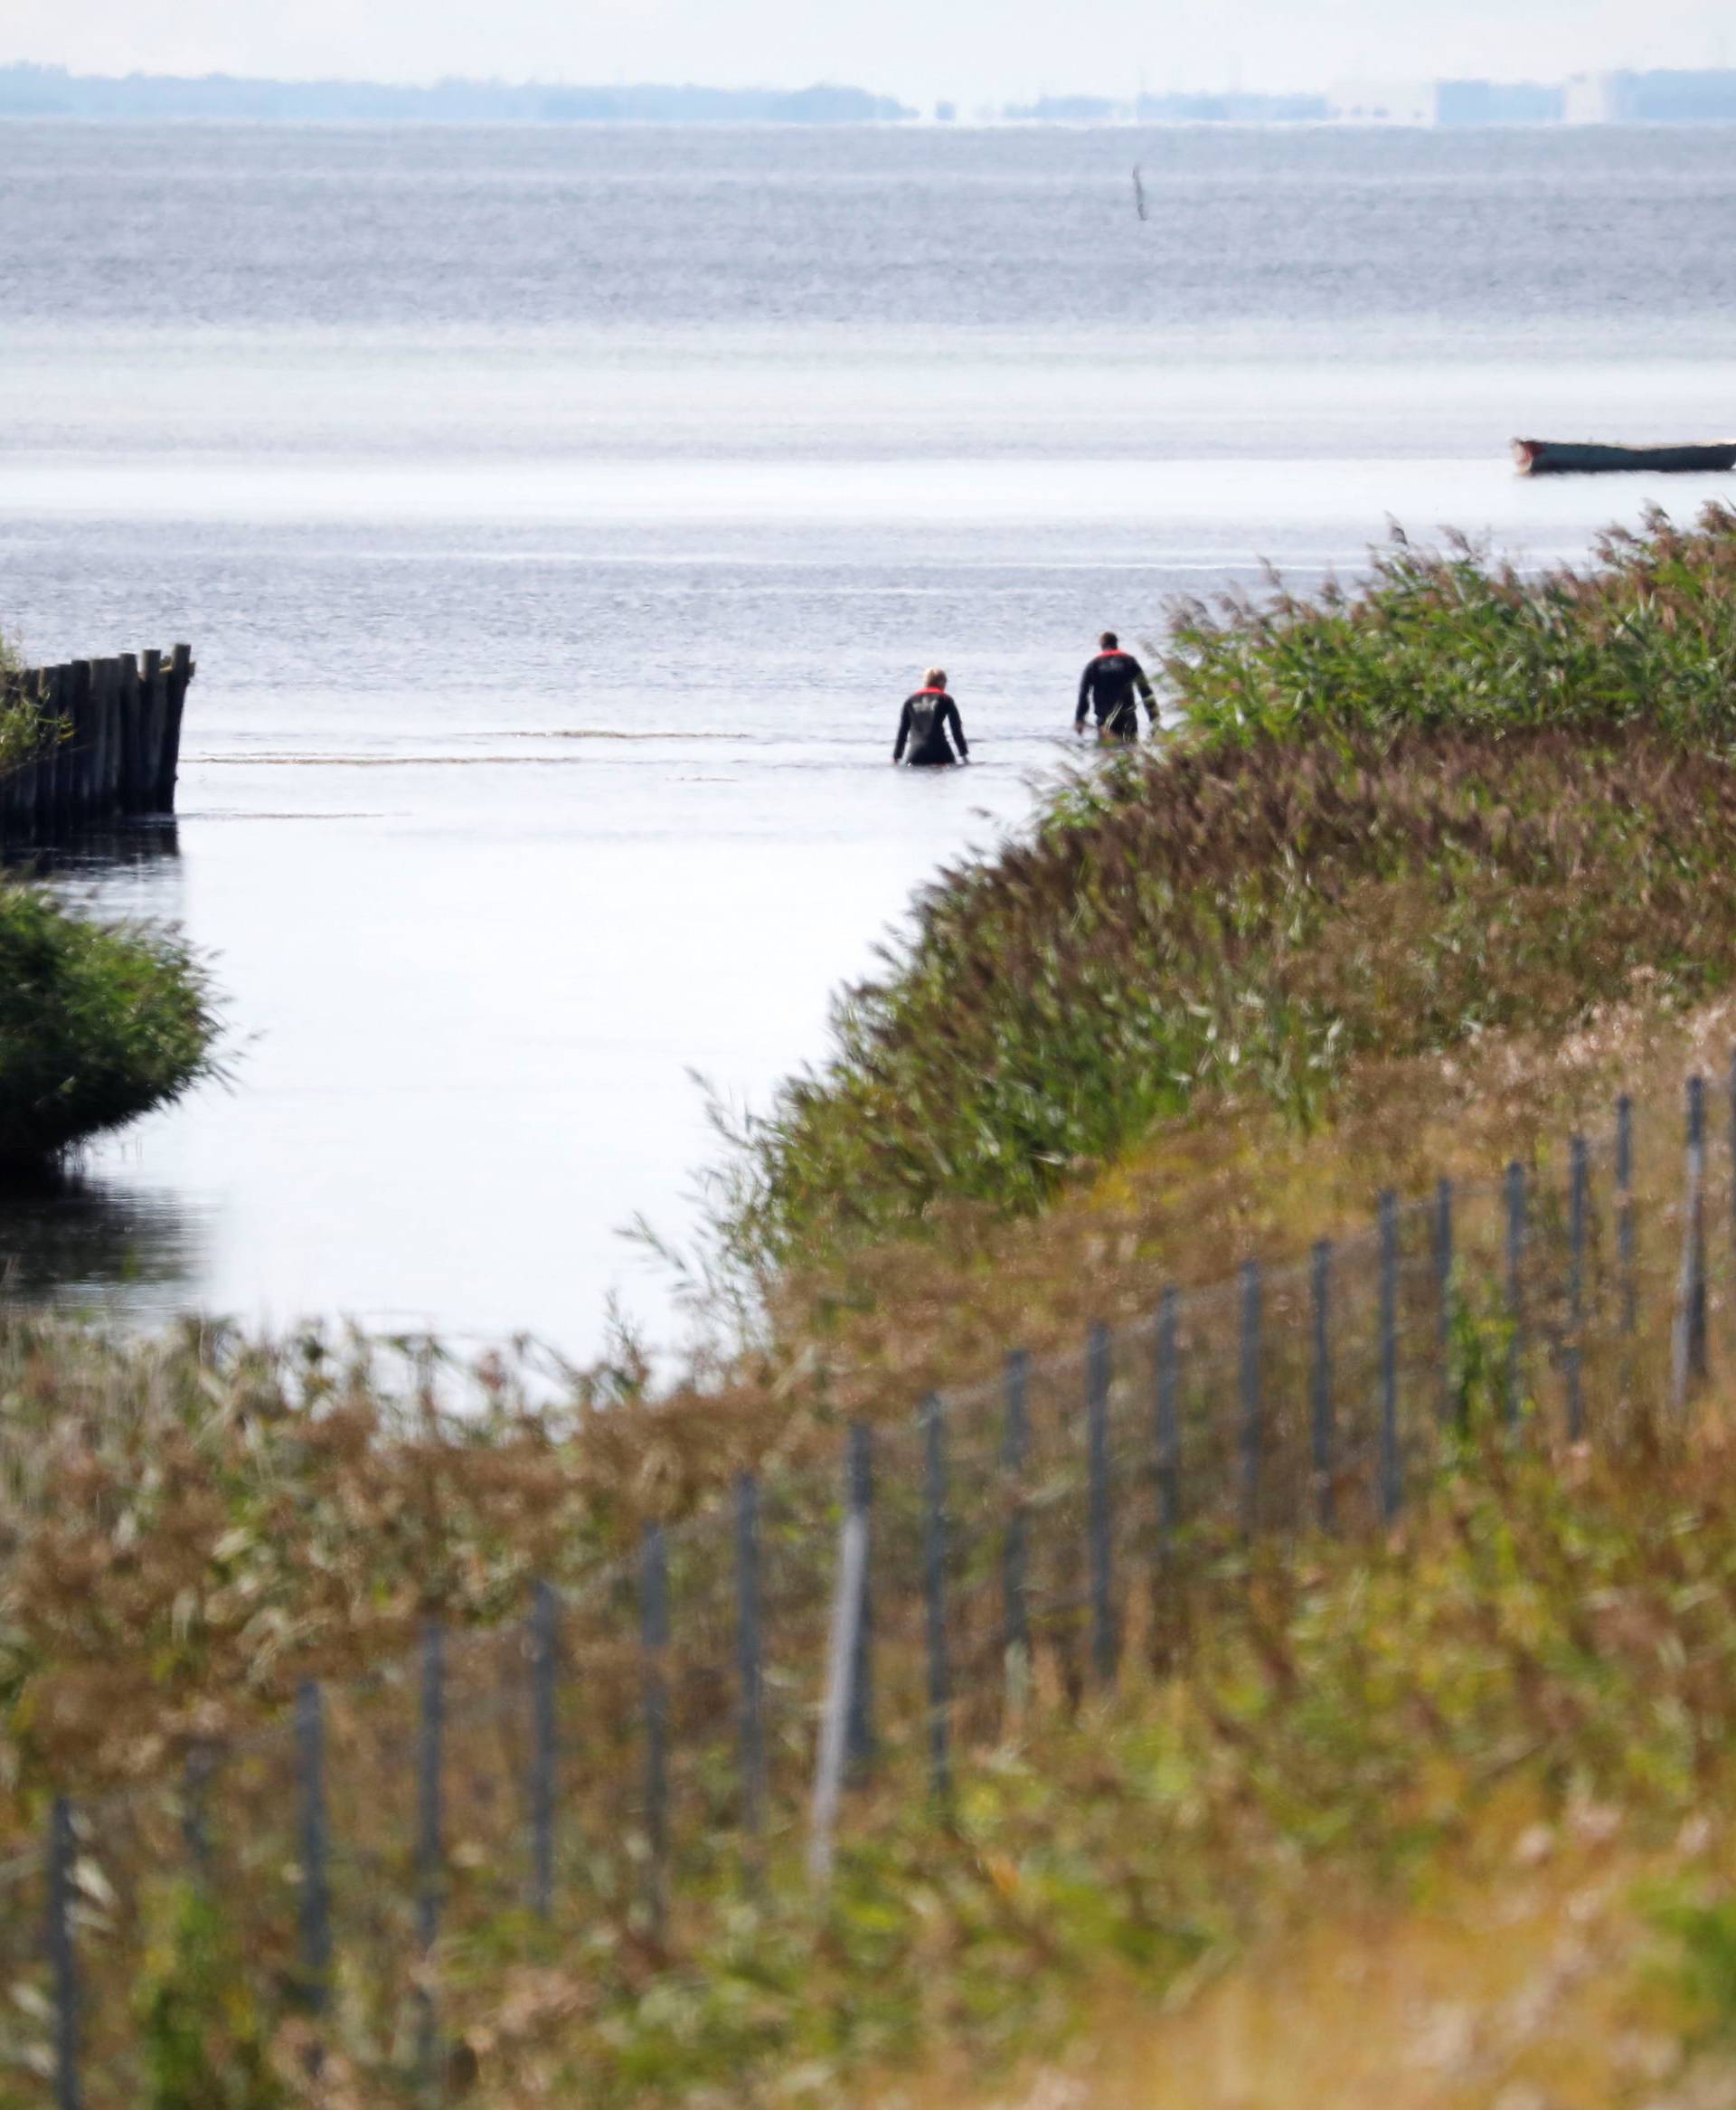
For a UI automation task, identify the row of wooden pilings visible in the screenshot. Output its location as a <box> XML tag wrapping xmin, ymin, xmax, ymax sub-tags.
<box><xmin>0</xmin><ymin>644</ymin><xmax>194</xmax><ymax>849</ymax></box>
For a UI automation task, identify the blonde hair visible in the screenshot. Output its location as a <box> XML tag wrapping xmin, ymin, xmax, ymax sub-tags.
<box><xmin>923</xmin><ymin>667</ymin><xmax>948</xmax><ymax>690</ymax></box>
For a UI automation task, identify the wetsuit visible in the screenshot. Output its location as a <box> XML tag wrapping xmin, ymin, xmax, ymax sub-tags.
<box><xmin>1076</xmin><ymin>649</ymin><xmax>1156</xmax><ymax>739</ymax></box>
<box><xmin>894</xmin><ymin>688</ymin><xmax>968</xmax><ymax>766</ymax></box>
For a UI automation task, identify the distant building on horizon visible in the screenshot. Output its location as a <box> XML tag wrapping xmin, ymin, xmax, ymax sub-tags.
<box><xmin>1326</xmin><ymin>79</ymin><xmax>1436</xmax><ymax>125</ymax></box>
<box><xmin>1565</xmin><ymin>69</ymin><xmax>1736</xmax><ymax>122</ymax></box>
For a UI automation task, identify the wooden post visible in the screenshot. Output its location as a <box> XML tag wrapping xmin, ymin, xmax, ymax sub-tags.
<box><xmin>640</xmin><ymin>1524</ymin><xmax>670</xmax><ymax>1944</ymax></box>
<box><xmin>1378</xmin><ymin>1190</ymin><xmax>1401</xmax><ymax>1520</ymax></box>
<box><xmin>42</xmin><ymin>666</ymin><xmax>69</xmax><ymax>832</ymax></box>
<box><xmin>159</xmin><ymin>643</ymin><xmax>193</xmax><ymax>810</ymax></box>
<box><xmin>47</xmin><ymin>1797</ymin><xmax>81</xmax><ymax>2110</ymax></box>
<box><xmin>920</xmin><ymin>1394</ymin><xmax>952</xmax><ymax>1807</ymax></box>
<box><xmin>1309</xmin><ymin>1239</ymin><xmax>1334</xmax><ymax>1530</ymax></box>
<box><xmin>733</xmin><ymin>1474</ymin><xmax>768</xmax><ymax>1860</ymax></box>
<box><xmin>1086</xmin><ymin>1321</ymin><xmax>1117</xmax><ymax>1689</ymax></box>
<box><xmin>528</xmin><ymin>1583</ymin><xmax>559</xmax><ymax>1922</ymax></box>
<box><xmin>1673</xmin><ymin>1074</ymin><xmax>1709</xmax><ymax>1411</ymax></box>
<box><xmin>1505</xmin><ymin>1162</ymin><xmax>1527</xmax><ymax>1428</ymax></box>
<box><xmin>65</xmin><ymin>662</ymin><xmax>93</xmax><ymax>824</ymax></box>
<box><xmin>1566</xmin><ymin>1136</ymin><xmax>1588</xmax><ymax>1443</ymax></box>
<box><xmin>1001</xmin><ymin>1350</ymin><xmax>1031</xmax><ymax>1716</ymax></box>
<box><xmin>139</xmin><ymin>648</ymin><xmax>165</xmax><ymax>814</ymax></box>
<box><xmin>1239</xmin><ymin>1261</ymin><xmax>1262</xmax><ymax>1537</ymax></box>
<box><xmin>114</xmin><ymin>653</ymin><xmax>140</xmax><ymax>812</ymax></box>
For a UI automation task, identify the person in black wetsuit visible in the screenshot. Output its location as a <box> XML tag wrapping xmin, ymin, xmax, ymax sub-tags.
<box><xmin>1075</xmin><ymin>631</ymin><xmax>1156</xmax><ymax>741</ymax></box>
<box><xmin>893</xmin><ymin>667</ymin><xmax>969</xmax><ymax>767</ymax></box>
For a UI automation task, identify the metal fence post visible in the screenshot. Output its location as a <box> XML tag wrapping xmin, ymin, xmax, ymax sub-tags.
<box><xmin>1617</xmin><ymin>1093</ymin><xmax>1637</xmax><ymax>1341</ymax></box>
<box><xmin>1675</xmin><ymin>1073</ymin><xmax>1710</xmax><ymax>1409</ymax></box>
<box><xmin>46</xmin><ymin>1797</ymin><xmax>80</xmax><ymax>2110</ymax></box>
<box><xmin>181</xmin><ymin>1741</ymin><xmax>214</xmax><ymax>1892</ymax></box>
<box><xmin>1001</xmin><ymin>1350</ymin><xmax>1031</xmax><ymax>1709</ymax></box>
<box><xmin>844</xmin><ymin>1424</ymin><xmax>875</xmax><ymax>1780</ymax></box>
<box><xmin>640</xmin><ymin>1523</ymin><xmax>670</xmax><ymax>1944</ymax></box>
<box><xmin>1086</xmin><ymin>1321</ymin><xmax>1117</xmax><ymax>1689</ymax></box>
<box><xmin>1155</xmin><ymin>1288</ymin><xmax>1181</xmax><ymax>1555</ymax></box>
<box><xmin>1434</xmin><ymin>1177</ymin><xmax>1458</xmax><ymax>1427</ymax></box>
<box><xmin>807</xmin><ymin>1502</ymin><xmax>868</xmax><ymax>1891</ymax></box>
<box><xmin>295</xmin><ymin>1680</ymin><xmax>332</xmax><ymax>2016</ymax></box>
<box><xmin>415</xmin><ymin>1618</ymin><xmax>446</xmax><ymax>2081</ymax></box>
<box><xmin>528</xmin><ymin>1582</ymin><xmax>558</xmax><ymax>1921</ymax></box>
<box><xmin>1729</xmin><ymin>1047</ymin><xmax>1736</xmax><ymax>1254</ymax></box>
<box><xmin>1505</xmin><ymin>1161</ymin><xmax>1527</xmax><ymax>1428</ymax></box>
<box><xmin>1566</xmin><ymin>1135</ymin><xmax>1588</xmax><ymax>1443</ymax></box>
<box><xmin>920</xmin><ymin>1393</ymin><xmax>952</xmax><ymax>1806</ymax></box>
<box><xmin>1378</xmin><ymin>1190</ymin><xmax>1401</xmax><ymax>1521</ymax></box>
<box><xmin>1239</xmin><ymin>1261</ymin><xmax>1262</xmax><ymax>1537</ymax></box>
<box><xmin>733</xmin><ymin>1473</ymin><xmax>769</xmax><ymax>1859</ymax></box>
<box><xmin>1309</xmin><ymin>1240</ymin><xmax>1334</xmax><ymax>1531</ymax></box>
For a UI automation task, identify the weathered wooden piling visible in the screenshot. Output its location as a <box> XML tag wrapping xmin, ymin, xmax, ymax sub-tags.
<box><xmin>0</xmin><ymin>644</ymin><xmax>194</xmax><ymax>850</ymax></box>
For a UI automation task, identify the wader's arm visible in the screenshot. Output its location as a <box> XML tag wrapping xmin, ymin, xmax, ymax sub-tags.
<box><xmin>893</xmin><ymin>699</ymin><xmax>911</xmax><ymax>762</ymax></box>
<box><xmin>1135</xmin><ymin>662</ymin><xmax>1157</xmax><ymax>726</ymax></box>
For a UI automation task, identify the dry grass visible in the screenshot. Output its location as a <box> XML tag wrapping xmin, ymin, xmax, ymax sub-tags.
<box><xmin>874</xmin><ymin>1812</ymin><xmax>1722</xmax><ymax>2110</ymax></box>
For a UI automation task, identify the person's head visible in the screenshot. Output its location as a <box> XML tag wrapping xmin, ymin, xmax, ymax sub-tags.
<box><xmin>1099</xmin><ymin>630</ymin><xmax>1118</xmax><ymax>651</ymax></box>
<box><xmin>923</xmin><ymin>667</ymin><xmax>948</xmax><ymax>692</ymax></box>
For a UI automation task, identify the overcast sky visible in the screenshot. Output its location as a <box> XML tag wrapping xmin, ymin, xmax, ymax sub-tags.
<box><xmin>6</xmin><ymin>0</ymin><xmax>1732</xmax><ymax>108</ymax></box>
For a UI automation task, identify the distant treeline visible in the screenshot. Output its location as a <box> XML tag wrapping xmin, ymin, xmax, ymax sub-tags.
<box><xmin>0</xmin><ymin>63</ymin><xmax>914</xmax><ymax>123</ymax></box>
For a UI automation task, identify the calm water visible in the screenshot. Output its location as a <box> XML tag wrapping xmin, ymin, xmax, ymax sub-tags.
<box><xmin>2</xmin><ymin>122</ymin><xmax>1733</xmax><ymax>1355</ymax></box>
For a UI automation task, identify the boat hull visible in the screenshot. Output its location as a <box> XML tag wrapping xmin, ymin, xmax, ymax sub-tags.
<box><xmin>1514</xmin><ymin>438</ymin><xmax>1736</xmax><ymax>477</ymax></box>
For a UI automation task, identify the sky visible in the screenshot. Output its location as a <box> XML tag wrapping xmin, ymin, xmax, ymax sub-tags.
<box><xmin>5</xmin><ymin>0</ymin><xmax>1733</xmax><ymax>109</ymax></box>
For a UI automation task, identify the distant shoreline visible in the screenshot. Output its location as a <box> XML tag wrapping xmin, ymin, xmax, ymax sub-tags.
<box><xmin>5</xmin><ymin>59</ymin><xmax>1736</xmax><ymax>127</ymax></box>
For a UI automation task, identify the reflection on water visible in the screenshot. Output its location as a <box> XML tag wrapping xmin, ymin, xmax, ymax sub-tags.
<box><xmin>4</xmin><ymin>820</ymin><xmax>181</xmax><ymax>881</ymax></box>
<box><xmin>0</xmin><ymin>1162</ymin><xmax>205</xmax><ymax>1312</ymax></box>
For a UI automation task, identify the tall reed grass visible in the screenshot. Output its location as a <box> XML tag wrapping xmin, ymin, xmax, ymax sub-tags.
<box><xmin>0</xmin><ymin>885</ymin><xmax>220</xmax><ymax>1165</ymax></box>
<box><xmin>722</xmin><ymin>507</ymin><xmax>1736</xmax><ymax>1277</ymax></box>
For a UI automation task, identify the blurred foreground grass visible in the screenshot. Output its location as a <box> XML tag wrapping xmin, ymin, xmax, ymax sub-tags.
<box><xmin>100</xmin><ymin>1396</ymin><xmax>1736</xmax><ymax>2108</ymax></box>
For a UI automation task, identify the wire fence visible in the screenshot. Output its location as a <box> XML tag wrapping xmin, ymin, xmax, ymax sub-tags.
<box><xmin>1</xmin><ymin>1064</ymin><xmax>1732</xmax><ymax>2105</ymax></box>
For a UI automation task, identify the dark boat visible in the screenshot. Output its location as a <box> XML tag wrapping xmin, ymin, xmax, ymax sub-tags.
<box><xmin>1513</xmin><ymin>437</ymin><xmax>1736</xmax><ymax>477</ymax></box>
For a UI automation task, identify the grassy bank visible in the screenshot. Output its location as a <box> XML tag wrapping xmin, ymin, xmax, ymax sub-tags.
<box><xmin>12</xmin><ymin>508</ymin><xmax>1736</xmax><ymax>2102</ymax></box>
<box><xmin>722</xmin><ymin>506</ymin><xmax>1736</xmax><ymax>1285</ymax></box>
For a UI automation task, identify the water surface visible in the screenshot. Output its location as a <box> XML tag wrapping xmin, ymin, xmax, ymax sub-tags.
<box><xmin>2</xmin><ymin>122</ymin><xmax>1732</xmax><ymax>1353</ymax></box>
